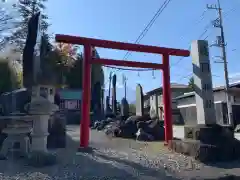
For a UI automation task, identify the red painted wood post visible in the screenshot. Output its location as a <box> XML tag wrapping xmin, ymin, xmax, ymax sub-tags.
<box><xmin>80</xmin><ymin>45</ymin><xmax>92</xmax><ymax>147</ymax></box>
<box><xmin>162</xmin><ymin>54</ymin><xmax>173</xmax><ymax>144</ymax></box>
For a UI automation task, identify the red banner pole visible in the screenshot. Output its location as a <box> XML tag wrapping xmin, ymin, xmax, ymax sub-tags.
<box><xmin>80</xmin><ymin>45</ymin><xmax>92</xmax><ymax>147</ymax></box>
<box><xmin>162</xmin><ymin>54</ymin><xmax>173</xmax><ymax>144</ymax></box>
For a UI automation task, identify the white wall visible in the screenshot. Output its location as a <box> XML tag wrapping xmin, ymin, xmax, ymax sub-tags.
<box><xmin>148</xmin><ymin>90</ymin><xmax>188</xmax><ymax>120</ymax></box>
<box><xmin>177</xmin><ymin>91</ymin><xmax>238</xmax><ymax>108</ymax></box>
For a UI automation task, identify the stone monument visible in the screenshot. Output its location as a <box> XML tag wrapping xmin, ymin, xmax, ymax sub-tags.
<box><xmin>105</xmin><ymin>96</ymin><xmax>111</xmax><ymax>113</ymax></box>
<box><xmin>92</xmin><ymin>82</ymin><xmax>102</xmax><ymax>119</ymax></box>
<box><xmin>22</xmin><ymin>12</ymin><xmax>42</xmax><ymax>88</ymax></box>
<box><xmin>135</xmin><ymin>84</ymin><xmax>144</xmax><ymax>116</ymax></box>
<box><xmin>120</xmin><ymin>98</ymin><xmax>129</xmax><ymax>120</ymax></box>
<box><xmin>192</xmin><ymin>40</ymin><xmax>216</xmax><ymax>125</ymax></box>
<box><xmin>112</xmin><ymin>74</ymin><xmax>117</xmax><ymax>115</ymax></box>
<box><xmin>169</xmin><ymin>40</ymin><xmax>239</xmax><ymax>162</ymax></box>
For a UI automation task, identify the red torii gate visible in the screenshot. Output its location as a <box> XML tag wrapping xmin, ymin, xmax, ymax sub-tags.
<box><xmin>55</xmin><ymin>34</ymin><xmax>190</xmax><ymax>148</ymax></box>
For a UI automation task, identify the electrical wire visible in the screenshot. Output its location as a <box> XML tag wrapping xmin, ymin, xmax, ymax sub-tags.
<box><xmin>104</xmin><ymin>5</ymin><xmax>235</xmax><ymax>79</ymax></box>
<box><xmin>103</xmin><ymin>0</ymin><xmax>171</xmax><ymax>72</ymax></box>
<box><xmin>173</xmin><ymin>7</ymin><xmax>235</xmax><ymax>82</ymax></box>
<box><xmin>104</xmin><ymin>7</ymin><xmax>208</xmax><ymax>72</ymax></box>
<box><xmin>122</xmin><ymin>0</ymin><xmax>172</xmax><ymax>61</ymax></box>
<box><xmin>170</xmin><ymin>23</ymin><xmax>212</xmax><ymax>68</ymax></box>
<box><xmin>176</xmin><ymin>72</ymin><xmax>238</xmax><ymax>83</ymax></box>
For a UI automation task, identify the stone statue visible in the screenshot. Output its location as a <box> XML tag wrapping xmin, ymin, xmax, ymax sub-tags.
<box><xmin>22</xmin><ymin>12</ymin><xmax>42</xmax><ymax>88</ymax></box>
<box><xmin>135</xmin><ymin>84</ymin><xmax>144</xmax><ymax>116</ymax></box>
<box><xmin>91</xmin><ymin>82</ymin><xmax>102</xmax><ymax>116</ymax></box>
<box><xmin>112</xmin><ymin>74</ymin><xmax>117</xmax><ymax>114</ymax></box>
<box><xmin>121</xmin><ymin>98</ymin><xmax>129</xmax><ymax>120</ymax></box>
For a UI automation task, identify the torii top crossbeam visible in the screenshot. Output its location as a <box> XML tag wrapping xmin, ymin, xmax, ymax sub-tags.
<box><xmin>55</xmin><ymin>34</ymin><xmax>190</xmax><ymax>57</ymax></box>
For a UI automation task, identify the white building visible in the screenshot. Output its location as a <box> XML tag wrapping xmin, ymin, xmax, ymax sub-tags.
<box><xmin>175</xmin><ymin>82</ymin><xmax>240</xmax><ymax>126</ymax></box>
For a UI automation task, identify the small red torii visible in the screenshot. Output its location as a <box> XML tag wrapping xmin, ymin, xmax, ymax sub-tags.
<box><xmin>55</xmin><ymin>34</ymin><xmax>190</xmax><ymax>148</ymax></box>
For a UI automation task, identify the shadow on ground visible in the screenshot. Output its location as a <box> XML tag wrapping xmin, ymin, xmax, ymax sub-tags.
<box><xmin>65</xmin><ymin>134</ymin><xmax>178</xmax><ymax>180</ymax></box>
<box><xmin>0</xmin><ymin>134</ymin><xmax>178</xmax><ymax>180</ymax></box>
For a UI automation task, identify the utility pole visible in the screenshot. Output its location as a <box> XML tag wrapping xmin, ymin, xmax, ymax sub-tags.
<box><xmin>207</xmin><ymin>0</ymin><xmax>233</xmax><ymax>126</ymax></box>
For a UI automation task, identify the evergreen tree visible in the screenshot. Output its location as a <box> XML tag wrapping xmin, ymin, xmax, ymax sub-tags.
<box><xmin>9</xmin><ymin>0</ymin><xmax>49</xmax><ymax>50</ymax></box>
<box><xmin>188</xmin><ymin>76</ymin><xmax>194</xmax><ymax>91</ymax></box>
<box><xmin>0</xmin><ymin>58</ymin><xmax>22</xmax><ymax>94</ymax></box>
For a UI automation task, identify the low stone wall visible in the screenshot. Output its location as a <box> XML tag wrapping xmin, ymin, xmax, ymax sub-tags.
<box><xmin>0</xmin><ymin>119</ymin><xmax>9</xmax><ymax>147</ymax></box>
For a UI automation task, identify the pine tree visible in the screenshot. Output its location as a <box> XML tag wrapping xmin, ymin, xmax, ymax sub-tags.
<box><xmin>9</xmin><ymin>0</ymin><xmax>49</xmax><ymax>50</ymax></box>
<box><xmin>188</xmin><ymin>76</ymin><xmax>194</xmax><ymax>91</ymax></box>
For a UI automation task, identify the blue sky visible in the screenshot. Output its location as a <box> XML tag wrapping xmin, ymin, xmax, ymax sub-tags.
<box><xmin>4</xmin><ymin>0</ymin><xmax>240</xmax><ymax>101</ymax></box>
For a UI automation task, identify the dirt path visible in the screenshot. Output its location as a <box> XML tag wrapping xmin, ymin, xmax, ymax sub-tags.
<box><xmin>0</xmin><ymin>125</ymin><xmax>240</xmax><ymax>179</ymax></box>
<box><xmin>0</xmin><ymin>126</ymin><xmax>176</xmax><ymax>180</ymax></box>
<box><xmin>68</xmin><ymin>126</ymin><xmax>240</xmax><ymax>179</ymax></box>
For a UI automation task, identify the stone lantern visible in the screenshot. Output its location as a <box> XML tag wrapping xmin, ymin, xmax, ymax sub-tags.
<box><xmin>27</xmin><ymin>92</ymin><xmax>59</xmax><ymax>167</ymax></box>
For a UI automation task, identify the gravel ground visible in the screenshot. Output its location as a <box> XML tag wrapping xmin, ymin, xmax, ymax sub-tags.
<box><xmin>0</xmin><ymin>125</ymin><xmax>240</xmax><ymax>179</ymax></box>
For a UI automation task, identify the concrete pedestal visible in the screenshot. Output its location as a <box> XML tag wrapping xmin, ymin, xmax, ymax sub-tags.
<box><xmin>169</xmin><ymin>124</ymin><xmax>240</xmax><ymax>162</ymax></box>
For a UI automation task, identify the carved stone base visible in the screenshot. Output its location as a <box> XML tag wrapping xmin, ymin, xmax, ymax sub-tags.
<box><xmin>27</xmin><ymin>151</ymin><xmax>57</xmax><ymax>167</ymax></box>
<box><xmin>169</xmin><ymin>125</ymin><xmax>240</xmax><ymax>162</ymax></box>
<box><xmin>184</xmin><ymin>124</ymin><xmax>234</xmax><ymax>145</ymax></box>
<box><xmin>170</xmin><ymin>139</ymin><xmax>238</xmax><ymax>162</ymax></box>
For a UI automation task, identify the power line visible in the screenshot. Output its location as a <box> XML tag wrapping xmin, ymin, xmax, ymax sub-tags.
<box><xmin>104</xmin><ymin>6</ymin><xmax>234</xmax><ymax>75</ymax></box>
<box><xmin>122</xmin><ymin>0</ymin><xmax>172</xmax><ymax>61</ymax></box>
<box><xmin>170</xmin><ymin>7</ymin><xmax>235</xmax><ymax>81</ymax></box>
<box><xmin>103</xmin><ymin>0</ymin><xmax>172</xmax><ymax>72</ymax></box>
<box><xmin>104</xmin><ymin>7</ymin><xmax>210</xmax><ymax>72</ymax></box>
<box><xmin>103</xmin><ymin>65</ymin><xmax>154</xmax><ymax>71</ymax></box>
<box><xmin>176</xmin><ymin>72</ymin><xmax>238</xmax><ymax>83</ymax></box>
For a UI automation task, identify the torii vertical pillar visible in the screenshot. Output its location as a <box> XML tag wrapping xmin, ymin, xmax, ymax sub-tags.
<box><xmin>162</xmin><ymin>54</ymin><xmax>173</xmax><ymax>142</ymax></box>
<box><xmin>80</xmin><ymin>45</ymin><xmax>92</xmax><ymax>148</ymax></box>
